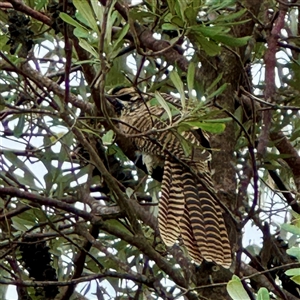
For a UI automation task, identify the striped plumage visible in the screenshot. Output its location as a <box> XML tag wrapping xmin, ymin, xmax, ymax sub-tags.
<box><xmin>116</xmin><ymin>88</ymin><xmax>232</xmax><ymax>268</ymax></box>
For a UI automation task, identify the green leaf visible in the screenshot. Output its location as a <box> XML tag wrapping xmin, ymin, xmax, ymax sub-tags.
<box><xmin>35</xmin><ymin>0</ymin><xmax>47</xmax><ymax>10</ymax></box>
<box><xmin>73</xmin><ymin>0</ymin><xmax>99</xmax><ymax>32</ymax></box>
<box><xmin>107</xmin><ymin>144</ymin><xmax>128</xmax><ymax>162</ymax></box>
<box><xmin>286</xmin><ymin>247</ymin><xmax>300</xmax><ymax>261</ymax></box>
<box><xmin>281</xmin><ymin>223</ymin><xmax>300</xmax><ymax>236</ymax></box>
<box><xmin>91</xmin><ymin>0</ymin><xmax>104</xmax><ymax>21</ymax></box>
<box><xmin>164</xmin><ymin>12</ymin><xmax>173</xmax><ymax>23</ymax></box>
<box><xmin>4</xmin><ymin>151</ymin><xmax>42</xmax><ymax>187</ymax></box>
<box><xmin>0</xmin><ymin>271</ymin><xmax>8</xmax><ymax>299</ymax></box>
<box><xmin>205</xmin><ymin>117</ymin><xmax>232</xmax><ymax>123</ymax></box>
<box><xmin>125</xmin><ymin>187</ymin><xmax>135</xmax><ymax>198</ymax></box>
<box><xmin>291</xmin><ymin>210</ymin><xmax>300</xmax><ymax>220</ymax></box>
<box><xmin>192</xmin><ymin>0</ymin><xmax>202</xmax><ymax>8</ymax></box>
<box><xmin>170</xmin><ymin>71</ymin><xmax>185</xmax><ymax>109</ymax></box>
<box><xmin>177</xmin><ymin>123</ymin><xmax>190</xmax><ymax>135</ymax></box>
<box><xmin>207</xmin><ymin>83</ymin><xmax>228</xmax><ymax>98</ymax></box>
<box><xmin>291</xmin><ymin>275</ymin><xmax>300</xmax><ymax>285</ymax></box>
<box><xmin>206</xmin><ymin>72</ymin><xmax>223</xmax><ymax>94</ymax></box>
<box><xmin>155</xmin><ymin>91</ymin><xmax>172</xmax><ymax>123</ymax></box>
<box><xmin>227</xmin><ymin>275</ymin><xmax>251</xmax><ymax>300</ymax></box>
<box><xmin>171</xmin><ymin>16</ymin><xmax>185</xmax><ymax>28</ymax></box>
<box><xmin>12</xmin><ymin>215</ymin><xmax>36</xmax><ymax>231</ymax></box>
<box><xmin>105</xmin><ymin>9</ymin><xmax>118</xmax><ymax>46</ymax></box>
<box><xmin>214</xmin><ymin>35</ymin><xmax>251</xmax><ymax>47</ymax></box>
<box><xmin>13</xmin><ymin>114</ymin><xmax>25</xmax><ymax>138</ymax></box>
<box><xmin>57</xmin><ymin>132</ymin><xmax>74</xmax><ymax>177</ymax></box>
<box><xmin>290</xmin><ymin>127</ymin><xmax>300</xmax><ymax>141</ymax></box>
<box><xmin>0</xmin><ymin>35</ymin><xmax>9</xmax><ymax>50</ymax></box>
<box><xmin>257</xmin><ymin>287</ymin><xmax>270</xmax><ymax>300</ymax></box>
<box><xmin>181</xmin><ymin>138</ymin><xmax>192</xmax><ymax>157</ymax></box>
<box><xmin>78</xmin><ymin>38</ymin><xmax>99</xmax><ymax>58</ymax></box>
<box><xmin>265</xmin><ymin>152</ymin><xmax>292</xmax><ymax>161</ymax></box>
<box><xmin>59</xmin><ymin>12</ymin><xmax>88</xmax><ymax>32</ymax></box>
<box><xmin>11</xmin><ymin>219</ymin><xmax>27</xmax><ymax>232</ymax></box>
<box><xmin>129</xmin><ymin>8</ymin><xmax>157</xmax><ymax>23</ymax></box>
<box><xmin>106</xmin><ymin>55</ymin><xmax>131</xmax><ymax>88</ymax></box>
<box><xmin>209</xmin><ymin>0</ymin><xmax>237</xmax><ymax>10</ymax></box>
<box><xmin>190</xmin><ymin>26</ymin><xmax>249</xmax><ymax>50</ymax></box>
<box><xmin>184</xmin><ymin>7</ymin><xmax>197</xmax><ymax>25</ymax></box>
<box><xmin>285</xmin><ymin>268</ymin><xmax>300</xmax><ymax>276</ymax></box>
<box><xmin>181</xmin><ymin>121</ymin><xmax>226</xmax><ymax>133</ymax></box>
<box><xmin>73</xmin><ymin>27</ymin><xmax>89</xmax><ymax>38</ymax></box>
<box><xmin>162</xmin><ymin>23</ymin><xmax>180</xmax><ymax>31</ymax></box>
<box><xmin>174</xmin><ymin>1</ymin><xmax>186</xmax><ymax>20</ymax></box>
<box><xmin>173</xmin><ymin>131</ymin><xmax>192</xmax><ymax>157</ymax></box>
<box><xmin>187</xmin><ymin>62</ymin><xmax>195</xmax><ymax>98</ymax></box>
<box><xmin>102</xmin><ymin>130</ymin><xmax>115</xmax><ymax>145</ymax></box>
<box><xmin>234</xmin><ymin>106</ymin><xmax>244</xmax><ymax>124</ymax></box>
<box><xmin>216</xmin><ymin>19</ymin><xmax>252</xmax><ymax>26</ymax></box>
<box><xmin>166</xmin><ymin>0</ymin><xmax>175</xmax><ymax>14</ymax></box>
<box><xmin>194</xmin><ymin>35</ymin><xmax>221</xmax><ymax>56</ymax></box>
<box><xmin>215</xmin><ymin>8</ymin><xmax>247</xmax><ymax>23</ymax></box>
<box><xmin>245</xmin><ymin>244</ymin><xmax>261</xmax><ymax>256</ymax></box>
<box><xmin>105</xmin><ymin>220</ymin><xmax>133</xmax><ymax>236</ymax></box>
<box><xmin>191</xmin><ymin>25</ymin><xmax>228</xmax><ymax>37</ymax></box>
<box><xmin>111</xmin><ymin>23</ymin><xmax>130</xmax><ymax>55</ymax></box>
<box><xmin>44</xmin><ymin>172</ymin><xmax>53</xmax><ymax>192</ymax></box>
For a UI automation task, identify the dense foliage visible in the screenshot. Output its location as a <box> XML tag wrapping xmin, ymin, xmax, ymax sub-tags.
<box><xmin>1</xmin><ymin>0</ymin><xmax>300</xmax><ymax>299</ymax></box>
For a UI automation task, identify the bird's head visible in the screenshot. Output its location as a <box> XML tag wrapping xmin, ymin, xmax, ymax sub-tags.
<box><xmin>107</xmin><ymin>86</ymin><xmax>146</xmax><ymax>115</ymax></box>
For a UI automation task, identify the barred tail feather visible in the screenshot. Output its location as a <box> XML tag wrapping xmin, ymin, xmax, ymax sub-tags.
<box><xmin>159</xmin><ymin>160</ymin><xmax>232</xmax><ymax>268</ymax></box>
<box><xmin>179</xmin><ymin>208</ymin><xmax>203</xmax><ymax>264</ymax></box>
<box><xmin>194</xmin><ymin>182</ymin><xmax>231</xmax><ymax>267</ymax></box>
<box><xmin>192</xmin><ymin>162</ymin><xmax>232</xmax><ymax>267</ymax></box>
<box><xmin>214</xmin><ymin>202</ymin><xmax>232</xmax><ymax>268</ymax></box>
<box><xmin>158</xmin><ymin>159</ymin><xmax>184</xmax><ymax>246</ymax></box>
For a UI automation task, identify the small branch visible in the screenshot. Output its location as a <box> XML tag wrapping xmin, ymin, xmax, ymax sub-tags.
<box><xmin>244</xmin><ymin>240</ymin><xmax>288</xmax><ymax>299</ymax></box>
<box><xmin>240</xmin><ymin>262</ymin><xmax>299</xmax><ymax>300</ymax></box>
<box><xmin>278</xmin><ymin>41</ymin><xmax>300</xmax><ymax>53</ymax></box>
<box><xmin>17</xmin><ymin>62</ymin><xmax>94</xmax><ymax>115</ymax></box>
<box><xmin>270</xmin><ymin>131</ymin><xmax>300</xmax><ymax>192</ymax></box>
<box><xmin>59</xmin><ymin>224</ymin><xmax>101</xmax><ymax>300</ymax></box>
<box><xmin>241</xmin><ymin>145</ymin><xmax>259</xmax><ymax>228</ymax></box>
<box><xmin>276</xmin><ymin>0</ymin><xmax>300</xmax><ymax>7</ymax></box>
<box><xmin>0</xmin><ymin>271</ymin><xmax>154</xmax><ymax>287</ymax></box>
<box><xmin>0</xmin><ymin>187</ymin><xmax>93</xmax><ymax>220</ymax></box>
<box><xmin>98</xmin><ymin>0</ymin><xmax>190</xmax><ymax>76</ymax></box>
<box><xmin>240</xmin><ymin>86</ymin><xmax>300</xmax><ymax>111</ymax></box>
<box><xmin>63</xmin><ymin>0</ymin><xmax>72</xmax><ymax>105</ymax></box>
<box><xmin>0</xmin><ymin>2</ymin><xmax>13</xmax><ymax>9</ymax></box>
<box><xmin>6</xmin><ymin>0</ymin><xmax>52</xmax><ymax>26</ymax></box>
<box><xmin>257</xmin><ymin>6</ymin><xmax>287</xmax><ymax>158</ymax></box>
<box><xmin>267</xmin><ymin>166</ymin><xmax>300</xmax><ymax>214</ymax></box>
<box><xmin>96</xmin><ymin>219</ymin><xmax>198</xmax><ymax>299</ymax></box>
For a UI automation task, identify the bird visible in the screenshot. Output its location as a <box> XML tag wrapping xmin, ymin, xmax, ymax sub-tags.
<box><xmin>112</xmin><ymin>87</ymin><xmax>232</xmax><ymax>268</ymax></box>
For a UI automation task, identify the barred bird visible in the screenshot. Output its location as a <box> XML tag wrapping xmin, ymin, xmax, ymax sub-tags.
<box><xmin>113</xmin><ymin>87</ymin><xmax>232</xmax><ymax>268</ymax></box>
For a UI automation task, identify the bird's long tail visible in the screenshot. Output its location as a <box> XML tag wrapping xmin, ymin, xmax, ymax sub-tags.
<box><xmin>158</xmin><ymin>159</ymin><xmax>232</xmax><ymax>268</ymax></box>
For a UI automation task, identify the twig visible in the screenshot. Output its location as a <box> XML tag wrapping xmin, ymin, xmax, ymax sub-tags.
<box><xmin>257</xmin><ymin>5</ymin><xmax>287</xmax><ymax>158</ymax></box>
<box><xmin>270</xmin><ymin>131</ymin><xmax>300</xmax><ymax>192</ymax></box>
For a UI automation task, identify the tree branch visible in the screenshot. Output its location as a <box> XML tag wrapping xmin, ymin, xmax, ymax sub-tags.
<box><xmin>257</xmin><ymin>5</ymin><xmax>287</xmax><ymax>157</ymax></box>
<box><xmin>270</xmin><ymin>131</ymin><xmax>300</xmax><ymax>192</ymax></box>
